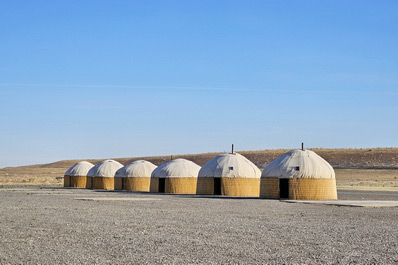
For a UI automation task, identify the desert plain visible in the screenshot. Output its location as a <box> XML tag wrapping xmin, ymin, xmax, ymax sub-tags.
<box><xmin>1</xmin><ymin>148</ymin><xmax>397</xmax><ymax>264</ymax></box>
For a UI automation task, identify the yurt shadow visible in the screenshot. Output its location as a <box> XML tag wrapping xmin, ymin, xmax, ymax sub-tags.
<box><xmin>49</xmin><ymin>187</ymin><xmax>75</xmax><ymax>190</ymax></box>
<box><xmin>141</xmin><ymin>192</ymin><xmax>188</xmax><ymax>197</ymax></box>
<box><xmin>92</xmin><ymin>190</ymin><xmax>129</xmax><ymax>193</ymax></box>
<box><xmin>92</xmin><ymin>189</ymin><xmax>127</xmax><ymax>194</ymax></box>
<box><xmin>119</xmin><ymin>190</ymin><xmax>152</xmax><ymax>194</ymax></box>
<box><xmin>91</xmin><ymin>190</ymin><xmax>179</xmax><ymax>197</ymax></box>
<box><xmin>174</xmin><ymin>194</ymin><xmax>263</xmax><ymax>200</ymax></box>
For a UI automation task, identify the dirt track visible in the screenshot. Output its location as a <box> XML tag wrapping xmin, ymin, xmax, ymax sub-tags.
<box><xmin>1</xmin><ymin>187</ymin><xmax>397</xmax><ymax>264</ymax></box>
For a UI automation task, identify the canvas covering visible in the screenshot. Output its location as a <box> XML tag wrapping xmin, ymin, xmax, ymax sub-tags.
<box><xmin>199</xmin><ymin>153</ymin><xmax>261</xmax><ymax>179</ymax></box>
<box><xmin>90</xmin><ymin>160</ymin><xmax>123</xmax><ymax>178</ymax></box>
<box><xmin>65</xmin><ymin>161</ymin><xmax>94</xmax><ymax>177</ymax></box>
<box><xmin>151</xmin><ymin>159</ymin><xmax>200</xmax><ymax>178</ymax></box>
<box><xmin>115</xmin><ymin>160</ymin><xmax>157</xmax><ymax>178</ymax></box>
<box><xmin>262</xmin><ymin>149</ymin><xmax>335</xmax><ymax>179</ymax></box>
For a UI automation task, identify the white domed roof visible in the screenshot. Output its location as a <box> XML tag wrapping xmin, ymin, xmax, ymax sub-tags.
<box><xmin>65</xmin><ymin>167</ymin><xmax>72</xmax><ymax>176</ymax></box>
<box><xmin>151</xmin><ymin>158</ymin><xmax>200</xmax><ymax>178</ymax></box>
<box><xmin>65</xmin><ymin>161</ymin><xmax>94</xmax><ymax>177</ymax></box>
<box><xmin>90</xmin><ymin>160</ymin><xmax>124</xmax><ymax>178</ymax></box>
<box><xmin>87</xmin><ymin>165</ymin><xmax>96</xmax><ymax>177</ymax></box>
<box><xmin>115</xmin><ymin>160</ymin><xmax>157</xmax><ymax>178</ymax></box>
<box><xmin>262</xmin><ymin>149</ymin><xmax>335</xmax><ymax>179</ymax></box>
<box><xmin>199</xmin><ymin>153</ymin><xmax>261</xmax><ymax>179</ymax></box>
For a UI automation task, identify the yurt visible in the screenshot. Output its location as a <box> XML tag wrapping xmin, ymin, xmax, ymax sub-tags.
<box><xmin>150</xmin><ymin>159</ymin><xmax>200</xmax><ymax>194</ymax></box>
<box><xmin>261</xmin><ymin>148</ymin><xmax>337</xmax><ymax>200</ymax></box>
<box><xmin>197</xmin><ymin>153</ymin><xmax>261</xmax><ymax>197</ymax></box>
<box><xmin>64</xmin><ymin>167</ymin><xmax>72</xmax><ymax>187</ymax></box>
<box><xmin>114</xmin><ymin>160</ymin><xmax>157</xmax><ymax>191</ymax></box>
<box><xmin>67</xmin><ymin>161</ymin><xmax>94</xmax><ymax>188</ymax></box>
<box><xmin>91</xmin><ymin>160</ymin><xmax>124</xmax><ymax>190</ymax></box>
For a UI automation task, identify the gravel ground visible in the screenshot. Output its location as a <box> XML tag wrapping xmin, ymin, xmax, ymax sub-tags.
<box><xmin>337</xmin><ymin>189</ymin><xmax>398</xmax><ymax>201</ymax></box>
<box><xmin>0</xmin><ymin>187</ymin><xmax>397</xmax><ymax>264</ymax></box>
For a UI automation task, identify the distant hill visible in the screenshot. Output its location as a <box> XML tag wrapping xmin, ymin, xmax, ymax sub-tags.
<box><xmin>9</xmin><ymin>147</ymin><xmax>398</xmax><ymax>170</ymax></box>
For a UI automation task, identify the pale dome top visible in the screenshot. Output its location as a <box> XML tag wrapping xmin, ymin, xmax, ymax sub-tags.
<box><xmin>115</xmin><ymin>160</ymin><xmax>157</xmax><ymax>178</ymax></box>
<box><xmin>89</xmin><ymin>160</ymin><xmax>124</xmax><ymax>178</ymax></box>
<box><xmin>262</xmin><ymin>149</ymin><xmax>335</xmax><ymax>179</ymax></box>
<box><xmin>199</xmin><ymin>153</ymin><xmax>261</xmax><ymax>178</ymax></box>
<box><xmin>151</xmin><ymin>158</ymin><xmax>200</xmax><ymax>178</ymax></box>
<box><xmin>65</xmin><ymin>161</ymin><xmax>94</xmax><ymax>177</ymax></box>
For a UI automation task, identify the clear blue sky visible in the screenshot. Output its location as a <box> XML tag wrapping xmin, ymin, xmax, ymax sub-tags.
<box><xmin>0</xmin><ymin>1</ymin><xmax>397</xmax><ymax>167</ymax></box>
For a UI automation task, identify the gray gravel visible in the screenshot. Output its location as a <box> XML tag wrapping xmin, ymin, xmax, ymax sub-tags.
<box><xmin>0</xmin><ymin>187</ymin><xmax>397</xmax><ymax>264</ymax></box>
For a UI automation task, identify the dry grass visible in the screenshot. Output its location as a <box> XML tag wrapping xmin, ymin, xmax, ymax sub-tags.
<box><xmin>0</xmin><ymin>167</ymin><xmax>64</xmax><ymax>186</ymax></box>
<box><xmin>335</xmin><ymin>169</ymin><xmax>398</xmax><ymax>188</ymax></box>
<box><xmin>1</xmin><ymin>148</ymin><xmax>398</xmax><ymax>188</ymax></box>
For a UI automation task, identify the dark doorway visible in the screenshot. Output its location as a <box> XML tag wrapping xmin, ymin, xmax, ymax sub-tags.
<box><xmin>159</xmin><ymin>178</ymin><xmax>165</xmax><ymax>193</ymax></box>
<box><xmin>279</xmin><ymin>179</ymin><xmax>289</xmax><ymax>199</ymax></box>
<box><xmin>214</xmin><ymin>178</ymin><xmax>221</xmax><ymax>195</ymax></box>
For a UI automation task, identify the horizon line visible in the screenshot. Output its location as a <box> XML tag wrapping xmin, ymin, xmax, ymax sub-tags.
<box><xmin>2</xmin><ymin>146</ymin><xmax>397</xmax><ymax>169</ymax></box>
